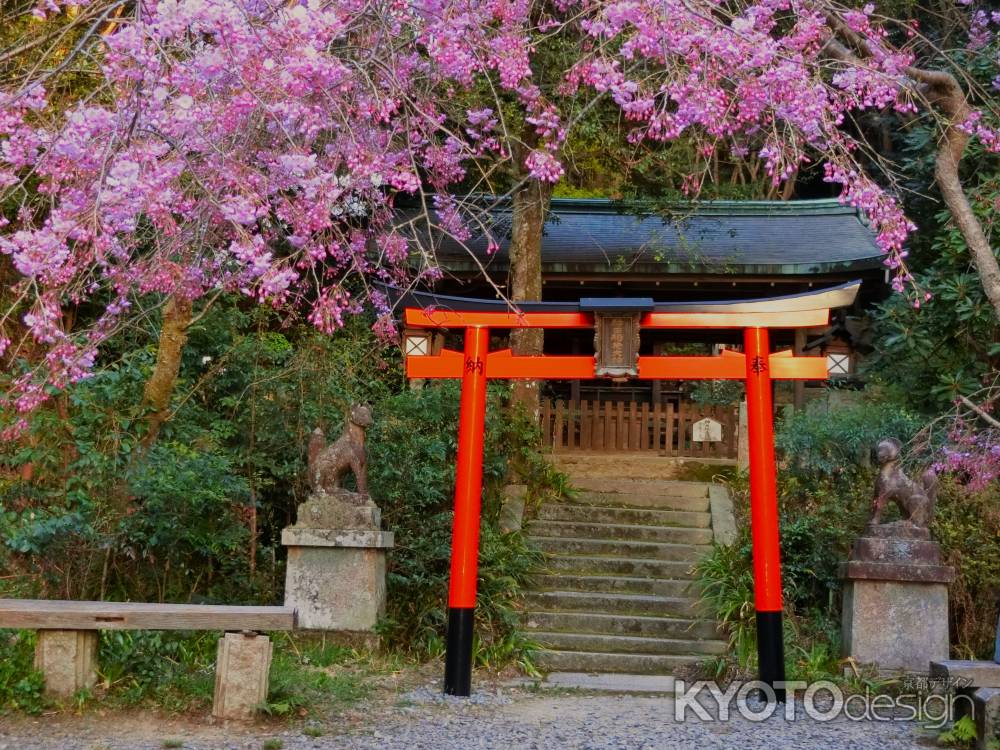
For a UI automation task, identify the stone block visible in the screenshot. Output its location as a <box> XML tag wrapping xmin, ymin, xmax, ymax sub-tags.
<box><xmin>294</xmin><ymin>492</ymin><xmax>380</xmax><ymax>529</ymax></box>
<box><xmin>499</xmin><ymin>485</ymin><xmax>527</xmax><ymax>533</ymax></box>
<box><xmin>284</xmin><ymin>542</ymin><xmax>389</xmax><ymax>631</ymax></box>
<box><xmin>212</xmin><ymin>632</ymin><xmax>272</xmax><ymax>721</ymax></box>
<box><xmin>737</xmin><ymin>400</ymin><xmax>748</xmax><ymax>471</ymax></box>
<box><xmin>930</xmin><ymin>660</ymin><xmax>1000</xmax><ymax>689</ymax></box>
<box><xmin>851</xmin><ymin>537</ymin><xmax>942</xmax><ymax>565</ymax></box>
<box><xmin>34</xmin><ymin>629</ymin><xmax>98</xmax><ymax>698</ymax></box>
<box><xmin>968</xmin><ymin>687</ymin><xmax>1000</xmax><ymax>750</ymax></box>
<box><xmin>840</xmin><ymin>560</ymin><xmax>956</xmax><ymax>583</ymax></box>
<box><xmin>281</xmin><ymin>527</ymin><xmax>393</xmax><ymax>548</ymax></box>
<box><xmin>708</xmin><ymin>485</ymin><xmax>737</xmax><ymax>546</ymax></box>
<box><xmin>842</xmin><ymin>579</ymin><xmax>949</xmax><ymax>673</ymax></box>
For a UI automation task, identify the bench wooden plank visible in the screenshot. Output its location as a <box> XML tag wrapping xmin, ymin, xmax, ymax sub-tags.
<box><xmin>0</xmin><ymin>599</ymin><xmax>295</xmax><ymax>631</ymax></box>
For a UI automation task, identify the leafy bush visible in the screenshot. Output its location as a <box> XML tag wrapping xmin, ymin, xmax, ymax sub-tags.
<box><xmin>701</xmin><ymin>397</ymin><xmax>1000</xmax><ymax>679</ymax></box>
<box><xmin>0</xmin><ymin>630</ymin><xmax>45</xmax><ymax>714</ymax></box>
<box><xmin>368</xmin><ymin>382</ymin><xmax>543</xmax><ymax>666</ymax></box>
<box><xmin>0</xmin><ymin>305</ymin><xmax>401</xmax><ymax>604</ymax></box>
<box><xmin>933</xmin><ymin>478</ymin><xmax>1000</xmax><ymax>659</ymax></box>
<box><xmin>122</xmin><ymin>444</ymin><xmax>252</xmax><ymax>603</ymax></box>
<box><xmin>696</xmin><ymin>471</ymin><xmax>867</xmax><ymax>677</ymax></box>
<box><xmin>775</xmin><ymin>399</ymin><xmax>922</xmax><ymax>483</ymax></box>
<box><xmin>689</xmin><ymin>380</ymin><xmax>743</xmax><ymax>406</ymax></box>
<box><xmin>98</xmin><ymin>630</ymin><xmax>217</xmax><ymax>711</ymax></box>
<box><xmin>694</xmin><ymin>536</ymin><xmax>755</xmax><ymax>670</ymax></box>
<box><xmin>696</xmin><ymin>404</ymin><xmax>895</xmax><ymax>678</ymax></box>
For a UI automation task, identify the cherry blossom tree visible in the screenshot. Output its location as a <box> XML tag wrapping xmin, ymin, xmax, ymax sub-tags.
<box><xmin>1</xmin><ymin>0</ymin><xmax>998</xmax><ymax>437</ymax></box>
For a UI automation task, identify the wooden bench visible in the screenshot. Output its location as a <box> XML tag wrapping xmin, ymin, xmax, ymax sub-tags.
<box><xmin>0</xmin><ymin>599</ymin><xmax>295</xmax><ymax>720</ymax></box>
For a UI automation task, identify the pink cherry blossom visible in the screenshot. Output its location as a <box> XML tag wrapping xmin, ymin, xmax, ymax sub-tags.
<box><xmin>1</xmin><ymin>0</ymin><xmax>998</xmax><ymax>433</ymax></box>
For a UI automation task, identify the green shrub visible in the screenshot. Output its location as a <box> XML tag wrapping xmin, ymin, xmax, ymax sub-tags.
<box><xmin>98</xmin><ymin>630</ymin><xmax>217</xmax><ymax>711</ymax></box>
<box><xmin>122</xmin><ymin>444</ymin><xmax>252</xmax><ymax>602</ymax></box>
<box><xmin>0</xmin><ymin>302</ymin><xmax>550</xmax><ymax>696</ymax></box>
<box><xmin>776</xmin><ymin>400</ymin><xmax>922</xmax><ymax>483</ymax></box>
<box><xmin>368</xmin><ymin>382</ymin><xmax>542</xmax><ymax>665</ymax></box>
<box><xmin>938</xmin><ymin>714</ymin><xmax>979</xmax><ymax>748</ymax></box>
<box><xmin>694</xmin><ymin>536</ymin><xmax>756</xmax><ymax>670</ymax></box>
<box><xmin>933</xmin><ymin>479</ymin><xmax>1000</xmax><ymax>659</ymax></box>
<box><xmin>697</xmin><ymin>415</ymin><xmax>877</xmax><ymax>679</ymax></box>
<box><xmin>695</xmin><ymin>495</ymin><xmax>859</xmax><ymax>678</ymax></box>
<box><xmin>689</xmin><ymin>380</ymin><xmax>743</xmax><ymax>406</ymax></box>
<box><xmin>0</xmin><ymin>630</ymin><xmax>45</xmax><ymax>713</ymax></box>
<box><xmin>703</xmin><ymin>398</ymin><xmax>1000</xmax><ymax>678</ymax></box>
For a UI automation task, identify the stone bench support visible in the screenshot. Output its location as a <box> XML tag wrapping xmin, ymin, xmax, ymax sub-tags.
<box><xmin>34</xmin><ymin>630</ymin><xmax>99</xmax><ymax>698</ymax></box>
<box><xmin>213</xmin><ymin>632</ymin><xmax>274</xmax><ymax>721</ymax></box>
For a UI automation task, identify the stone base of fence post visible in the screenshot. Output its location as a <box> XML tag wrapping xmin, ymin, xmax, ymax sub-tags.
<box><xmin>34</xmin><ymin>629</ymin><xmax>98</xmax><ymax>698</ymax></box>
<box><xmin>212</xmin><ymin>631</ymin><xmax>272</xmax><ymax>721</ymax></box>
<box><xmin>737</xmin><ymin>399</ymin><xmax>749</xmax><ymax>470</ymax></box>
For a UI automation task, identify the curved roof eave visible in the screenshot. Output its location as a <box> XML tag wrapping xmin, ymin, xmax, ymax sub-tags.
<box><xmin>435</xmin><ymin>258</ymin><xmax>886</xmax><ymax>276</ymax></box>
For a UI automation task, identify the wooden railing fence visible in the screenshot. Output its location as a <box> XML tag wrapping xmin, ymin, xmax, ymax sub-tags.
<box><xmin>539</xmin><ymin>399</ymin><xmax>738</xmax><ymax>458</ymax></box>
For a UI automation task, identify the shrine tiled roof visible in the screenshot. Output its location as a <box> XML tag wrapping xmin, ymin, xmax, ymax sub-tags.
<box><xmin>410</xmin><ymin>197</ymin><xmax>885</xmax><ymax>276</ymax></box>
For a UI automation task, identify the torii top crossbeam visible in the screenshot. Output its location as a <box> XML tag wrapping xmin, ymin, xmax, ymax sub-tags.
<box><xmin>400</xmin><ymin>281</ymin><xmax>859</xmax><ymax>382</ymax></box>
<box><xmin>395</xmin><ymin>280</ymin><xmax>860</xmax><ymax>701</ymax></box>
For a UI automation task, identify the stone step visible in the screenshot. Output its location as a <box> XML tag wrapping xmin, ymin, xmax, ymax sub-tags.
<box><xmin>522</xmin><ymin>610</ymin><xmax>721</xmax><ymax>640</ymax></box>
<box><xmin>530</xmin><ymin>631</ymin><xmax>728</xmax><ymax>656</ymax></box>
<box><xmin>537</xmin><ymin>503</ymin><xmax>711</xmax><ymax>528</ymax></box>
<box><xmin>570</xmin><ymin>478</ymin><xmax>710</xmax><ymax>498</ymax></box>
<box><xmin>532</xmin><ymin>649</ymin><xmax>702</xmax><ymax>675</ymax></box>
<box><xmin>530</xmin><ymin>536</ymin><xmax>711</xmax><ymax>562</ymax></box>
<box><xmin>544</xmin><ymin>554</ymin><xmax>697</xmax><ymax>579</ymax></box>
<box><xmin>531</xmin><ymin>573</ymin><xmax>697</xmax><ymax>597</ymax></box>
<box><xmin>572</xmin><ymin>491</ymin><xmax>711</xmax><ymax>512</ymax></box>
<box><xmin>528</xmin><ymin>520</ymin><xmax>714</xmax><ymax>546</ymax></box>
<box><xmin>524</xmin><ymin>590</ymin><xmax>703</xmax><ymax>618</ymax></box>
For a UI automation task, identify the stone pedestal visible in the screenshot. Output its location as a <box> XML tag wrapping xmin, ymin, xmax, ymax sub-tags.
<box><xmin>282</xmin><ymin>489</ymin><xmax>393</xmax><ymax>631</ymax></box>
<box><xmin>212</xmin><ymin>632</ymin><xmax>273</xmax><ymax>721</ymax></box>
<box><xmin>841</xmin><ymin>523</ymin><xmax>954</xmax><ymax>674</ymax></box>
<box><xmin>34</xmin><ymin>630</ymin><xmax>98</xmax><ymax>698</ymax></box>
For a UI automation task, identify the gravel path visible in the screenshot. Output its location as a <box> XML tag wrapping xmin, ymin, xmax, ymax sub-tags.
<box><xmin>0</xmin><ymin>687</ymin><xmax>935</xmax><ymax>750</ymax></box>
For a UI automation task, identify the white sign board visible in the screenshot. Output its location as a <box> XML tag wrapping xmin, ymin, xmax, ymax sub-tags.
<box><xmin>692</xmin><ymin>417</ymin><xmax>723</xmax><ymax>443</ymax></box>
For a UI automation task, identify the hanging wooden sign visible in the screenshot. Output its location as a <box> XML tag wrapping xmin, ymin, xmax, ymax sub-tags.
<box><xmin>692</xmin><ymin>417</ymin><xmax>723</xmax><ymax>442</ymax></box>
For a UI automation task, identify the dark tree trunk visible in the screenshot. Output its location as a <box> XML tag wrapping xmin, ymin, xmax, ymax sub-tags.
<box><xmin>909</xmin><ymin>67</ymin><xmax>1000</xmax><ymax>321</ymax></box>
<box><xmin>142</xmin><ymin>295</ymin><xmax>193</xmax><ymax>445</ymax></box>
<box><xmin>508</xmin><ymin>177</ymin><xmax>552</xmax><ymax>414</ymax></box>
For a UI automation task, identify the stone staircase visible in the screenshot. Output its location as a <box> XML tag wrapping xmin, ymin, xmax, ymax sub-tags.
<box><xmin>522</xmin><ymin>466</ymin><xmax>729</xmax><ymax>674</ymax></box>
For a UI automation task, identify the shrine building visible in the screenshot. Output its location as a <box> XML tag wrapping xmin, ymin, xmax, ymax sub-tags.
<box><xmin>401</xmin><ymin>197</ymin><xmax>886</xmax><ymax>456</ymax></box>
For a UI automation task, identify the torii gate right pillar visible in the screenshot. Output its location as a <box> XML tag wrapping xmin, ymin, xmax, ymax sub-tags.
<box><xmin>744</xmin><ymin>327</ymin><xmax>786</xmax><ymax>700</ymax></box>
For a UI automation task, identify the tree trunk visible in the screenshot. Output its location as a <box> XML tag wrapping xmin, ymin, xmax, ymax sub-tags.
<box><xmin>822</xmin><ymin>28</ymin><xmax>1000</xmax><ymax>320</ymax></box>
<box><xmin>142</xmin><ymin>295</ymin><xmax>193</xmax><ymax>445</ymax></box>
<box><xmin>934</xmin><ymin>124</ymin><xmax>1000</xmax><ymax>320</ymax></box>
<box><xmin>508</xmin><ymin>177</ymin><xmax>552</xmax><ymax>413</ymax></box>
<box><xmin>905</xmin><ymin>66</ymin><xmax>1000</xmax><ymax>321</ymax></box>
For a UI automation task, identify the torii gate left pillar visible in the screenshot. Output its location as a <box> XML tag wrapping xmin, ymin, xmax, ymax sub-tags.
<box><xmin>443</xmin><ymin>326</ymin><xmax>489</xmax><ymax>695</ymax></box>
<box><xmin>402</xmin><ymin>283</ymin><xmax>858</xmax><ymax>700</ymax></box>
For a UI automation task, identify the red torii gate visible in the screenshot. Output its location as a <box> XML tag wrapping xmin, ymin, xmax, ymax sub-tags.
<box><xmin>399</xmin><ymin>281</ymin><xmax>860</xmax><ymax>699</ymax></box>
